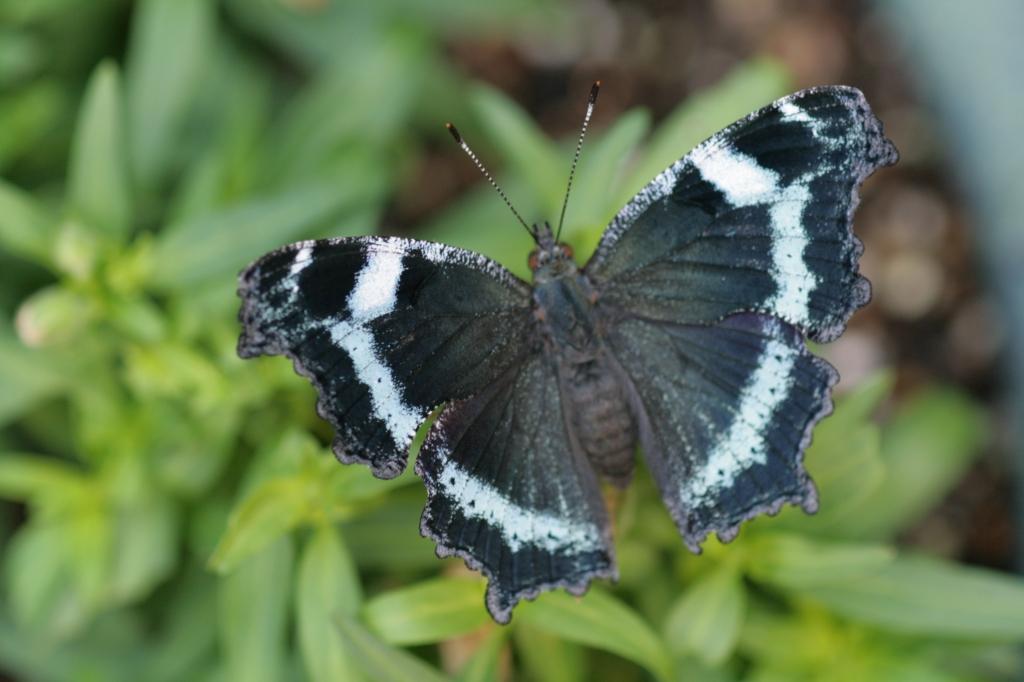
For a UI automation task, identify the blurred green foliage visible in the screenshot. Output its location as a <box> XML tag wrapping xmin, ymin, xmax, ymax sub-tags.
<box><xmin>0</xmin><ymin>1</ymin><xmax>1022</xmax><ymax>681</ymax></box>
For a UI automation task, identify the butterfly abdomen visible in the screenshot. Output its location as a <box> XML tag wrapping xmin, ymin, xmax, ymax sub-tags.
<box><xmin>562</xmin><ymin>356</ymin><xmax>637</xmax><ymax>487</ymax></box>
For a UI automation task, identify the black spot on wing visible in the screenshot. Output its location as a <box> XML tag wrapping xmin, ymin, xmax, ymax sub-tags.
<box><xmin>671</xmin><ymin>173</ymin><xmax>730</xmax><ymax>215</ymax></box>
<box><xmin>297</xmin><ymin>242</ymin><xmax>366</xmax><ymax>319</ymax></box>
<box><xmin>729</xmin><ymin>113</ymin><xmax>822</xmax><ymax>186</ymax></box>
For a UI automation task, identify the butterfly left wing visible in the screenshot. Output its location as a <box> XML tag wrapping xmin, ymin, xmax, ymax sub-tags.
<box><xmin>238</xmin><ymin>236</ymin><xmax>533</xmax><ymax>479</ymax></box>
<box><xmin>417</xmin><ymin>352</ymin><xmax>615</xmax><ymax>624</ymax></box>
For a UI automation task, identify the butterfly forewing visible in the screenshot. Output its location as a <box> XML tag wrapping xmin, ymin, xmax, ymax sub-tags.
<box><xmin>238</xmin><ymin>236</ymin><xmax>533</xmax><ymax>478</ymax></box>
<box><xmin>587</xmin><ymin>86</ymin><xmax>898</xmax><ymax>342</ymax></box>
<box><xmin>416</xmin><ymin>353</ymin><xmax>615</xmax><ymax>624</ymax></box>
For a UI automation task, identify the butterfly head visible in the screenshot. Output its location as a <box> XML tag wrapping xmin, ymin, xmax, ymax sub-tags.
<box><xmin>529</xmin><ymin>221</ymin><xmax>576</xmax><ymax>280</ymax></box>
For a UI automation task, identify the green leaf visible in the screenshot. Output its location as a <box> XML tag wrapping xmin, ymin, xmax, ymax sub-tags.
<box><xmin>5</xmin><ymin>521</ymin><xmax>87</xmax><ymax>639</ymax></box>
<box><xmin>568</xmin><ymin>107</ymin><xmax>650</xmax><ymax>252</ymax></box>
<box><xmin>419</xmin><ymin>177</ymin><xmax>539</xmax><ymax>279</ymax></box>
<box><xmin>327</xmin><ymin>460</ymin><xmax>416</xmax><ymax>510</ymax></box>
<box><xmin>842</xmin><ymin>387</ymin><xmax>987</xmax><ymax>539</ymax></box>
<box><xmin>619</xmin><ymin>58</ymin><xmax>790</xmax><ymax>207</ymax></box>
<box><xmin>458</xmin><ymin>626</ymin><xmax>508</xmax><ymax>682</ymax></box>
<box><xmin>148</xmin><ymin>179</ymin><xmax>378</xmax><ymax>290</ymax></box>
<box><xmin>801</xmin><ymin>554</ymin><xmax>1024</xmax><ymax>638</ymax></box>
<box><xmin>271</xmin><ymin>31</ymin><xmax>425</xmax><ymax>183</ymax></box>
<box><xmin>745</xmin><ymin>533</ymin><xmax>895</xmax><ymax>590</ymax></box>
<box><xmin>518</xmin><ymin>588</ymin><xmax>673</xmax><ymax>682</ymax></box>
<box><xmin>664</xmin><ymin>565</ymin><xmax>746</xmax><ymax>665</ymax></box>
<box><xmin>0</xmin><ymin>178</ymin><xmax>56</xmax><ymax>265</ymax></box>
<box><xmin>334</xmin><ymin>615</ymin><xmax>451</xmax><ymax>682</ymax></box>
<box><xmin>218</xmin><ymin>536</ymin><xmax>292</xmax><ymax>682</ymax></box>
<box><xmin>363</xmin><ymin>577</ymin><xmax>489</xmax><ymax>645</ymax></box>
<box><xmin>3</xmin><ymin>510</ymin><xmax>111</xmax><ymax>642</ymax></box>
<box><xmin>125</xmin><ymin>0</ymin><xmax>215</xmax><ymax>188</ymax></box>
<box><xmin>208</xmin><ymin>475</ymin><xmax>309</xmax><ymax>574</ymax></box>
<box><xmin>341</xmin><ymin>489</ymin><xmax>438</xmax><ymax>570</ymax></box>
<box><xmin>297</xmin><ymin>524</ymin><xmax>366</xmax><ymax>682</ymax></box>
<box><xmin>68</xmin><ymin>61</ymin><xmax>131</xmax><ymax>240</ymax></box>
<box><xmin>512</xmin><ymin>623</ymin><xmax>587</xmax><ymax>682</ymax></box>
<box><xmin>0</xmin><ymin>79</ymin><xmax>64</xmax><ymax>175</ymax></box>
<box><xmin>148</xmin><ymin>569</ymin><xmax>219</xmax><ymax>682</ymax></box>
<box><xmin>108</xmin><ymin>495</ymin><xmax>179</xmax><ymax>604</ymax></box>
<box><xmin>0</xmin><ymin>452</ymin><xmax>85</xmax><ymax>509</ymax></box>
<box><xmin>469</xmin><ymin>84</ymin><xmax>564</xmax><ymax>214</ymax></box>
<box><xmin>827</xmin><ymin>371</ymin><xmax>894</xmax><ymax>431</ymax></box>
<box><xmin>66</xmin><ymin>509</ymin><xmax>111</xmax><ymax>618</ymax></box>
<box><xmin>801</xmin><ymin>423</ymin><xmax>885</xmax><ymax>532</ymax></box>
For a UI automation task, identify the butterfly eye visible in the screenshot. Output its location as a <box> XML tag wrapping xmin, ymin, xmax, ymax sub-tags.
<box><xmin>528</xmin><ymin>250</ymin><xmax>539</xmax><ymax>270</ymax></box>
<box><xmin>560</xmin><ymin>244</ymin><xmax>574</xmax><ymax>259</ymax></box>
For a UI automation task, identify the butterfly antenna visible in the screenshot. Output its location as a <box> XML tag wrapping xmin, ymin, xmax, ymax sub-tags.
<box><xmin>446</xmin><ymin>122</ymin><xmax>536</xmax><ymax>241</ymax></box>
<box><xmin>555</xmin><ymin>80</ymin><xmax>600</xmax><ymax>243</ymax></box>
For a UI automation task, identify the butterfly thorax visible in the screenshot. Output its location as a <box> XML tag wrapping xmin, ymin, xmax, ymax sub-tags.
<box><xmin>531</xmin><ymin>249</ymin><xmax>638</xmax><ymax>487</ymax></box>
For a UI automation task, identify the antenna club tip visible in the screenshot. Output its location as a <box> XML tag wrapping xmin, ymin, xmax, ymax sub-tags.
<box><xmin>589</xmin><ymin>80</ymin><xmax>601</xmax><ymax>102</ymax></box>
<box><xmin>445</xmin><ymin>122</ymin><xmax>462</xmax><ymax>143</ymax></box>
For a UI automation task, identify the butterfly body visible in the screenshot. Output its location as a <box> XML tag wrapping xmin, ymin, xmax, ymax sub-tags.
<box><xmin>561</xmin><ymin>353</ymin><xmax>637</xmax><ymax>486</ymax></box>
<box><xmin>530</xmin><ymin>221</ymin><xmax>639</xmax><ymax>485</ymax></box>
<box><xmin>238</xmin><ymin>85</ymin><xmax>898</xmax><ymax>623</ymax></box>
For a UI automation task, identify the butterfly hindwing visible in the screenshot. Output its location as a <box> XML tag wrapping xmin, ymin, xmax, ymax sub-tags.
<box><xmin>607</xmin><ymin>313</ymin><xmax>836</xmax><ymax>548</ymax></box>
<box><xmin>416</xmin><ymin>353</ymin><xmax>616</xmax><ymax>624</ymax></box>
<box><xmin>238</xmin><ymin>236</ymin><xmax>533</xmax><ymax>478</ymax></box>
<box><xmin>586</xmin><ymin>86</ymin><xmax>898</xmax><ymax>342</ymax></box>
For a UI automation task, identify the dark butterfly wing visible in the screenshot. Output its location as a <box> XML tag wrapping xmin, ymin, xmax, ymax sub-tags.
<box><xmin>416</xmin><ymin>353</ymin><xmax>615</xmax><ymax>624</ymax></box>
<box><xmin>607</xmin><ymin>313</ymin><xmax>836</xmax><ymax>548</ymax></box>
<box><xmin>238</xmin><ymin>236</ymin><xmax>532</xmax><ymax>479</ymax></box>
<box><xmin>586</xmin><ymin>86</ymin><xmax>898</xmax><ymax>342</ymax></box>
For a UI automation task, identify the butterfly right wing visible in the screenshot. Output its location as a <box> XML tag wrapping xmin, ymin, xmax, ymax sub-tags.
<box><xmin>417</xmin><ymin>352</ymin><xmax>616</xmax><ymax>624</ymax></box>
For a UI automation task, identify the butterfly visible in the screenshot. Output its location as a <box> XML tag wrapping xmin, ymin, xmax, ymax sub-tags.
<box><xmin>237</xmin><ymin>82</ymin><xmax>897</xmax><ymax>623</ymax></box>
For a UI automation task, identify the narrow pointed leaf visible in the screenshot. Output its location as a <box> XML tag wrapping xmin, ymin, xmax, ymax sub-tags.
<box><xmin>297</xmin><ymin>524</ymin><xmax>365</xmax><ymax>682</ymax></box>
<box><xmin>208</xmin><ymin>476</ymin><xmax>309</xmax><ymax>574</ymax></box>
<box><xmin>108</xmin><ymin>495</ymin><xmax>179</xmax><ymax>603</ymax></box>
<box><xmin>800</xmin><ymin>554</ymin><xmax>1024</xmax><ymax>638</ymax></box>
<box><xmin>469</xmin><ymin>84</ymin><xmax>563</xmax><ymax>213</ymax></box>
<box><xmin>0</xmin><ymin>179</ymin><xmax>56</xmax><ymax>264</ymax></box>
<box><xmin>68</xmin><ymin>61</ymin><xmax>131</xmax><ymax>239</ymax></box>
<box><xmin>568</xmin><ymin>107</ymin><xmax>650</xmax><ymax>250</ymax></box>
<box><xmin>125</xmin><ymin>0</ymin><xmax>214</xmax><ymax>188</ymax></box>
<box><xmin>745</xmin><ymin>533</ymin><xmax>895</xmax><ymax>589</ymax></box>
<box><xmin>664</xmin><ymin>566</ymin><xmax>746</xmax><ymax>665</ymax></box>
<box><xmin>512</xmin><ymin>623</ymin><xmax>586</xmax><ymax>682</ymax></box>
<box><xmin>518</xmin><ymin>588</ymin><xmax>672</xmax><ymax>682</ymax></box>
<box><xmin>218</xmin><ymin>537</ymin><xmax>292</xmax><ymax>682</ymax></box>
<box><xmin>149</xmin><ymin>178</ymin><xmax>380</xmax><ymax>290</ymax></box>
<box><xmin>458</xmin><ymin>627</ymin><xmax>508</xmax><ymax>682</ymax></box>
<box><xmin>844</xmin><ymin>387</ymin><xmax>987</xmax><ymax>539</ymax></box>
<box><xmin>363</xmin><ymin>577</ymin><xmax>489</xmax><ymax>645</ymax></box>
<box><xmin>334</xmin><ymin>615</ymin><xmax>451</xmax><ymax>682</ymax></box>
